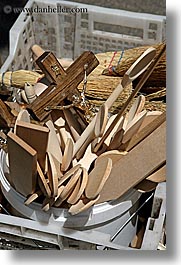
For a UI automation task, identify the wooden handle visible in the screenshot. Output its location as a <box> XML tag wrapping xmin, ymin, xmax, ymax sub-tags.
<box><xmin>31</xmin><ymin>44</ymin><xmax>45</xmax><ymax>58</ymax></box>
<box><xmin>105</xmin><ymin>47</ymin><xmax>156</xmax><ymax>109</ymax></box>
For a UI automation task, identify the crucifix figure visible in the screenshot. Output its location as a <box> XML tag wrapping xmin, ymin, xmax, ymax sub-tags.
<box><xmin>27</xmin><ymin>51</ymin><xmax>99</xmax><ymax>121</ymax></box>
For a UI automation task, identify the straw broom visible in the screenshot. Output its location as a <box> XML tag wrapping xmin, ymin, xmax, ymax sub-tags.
<box><xmin>0</xmin><ymin>70</ymin><xmax>44</xmax><ymax>88</ymax></box>
<box><xmin>101</xmin><ymin>42</ymin><xmax>166</xmax><ymax>88</ymax></box>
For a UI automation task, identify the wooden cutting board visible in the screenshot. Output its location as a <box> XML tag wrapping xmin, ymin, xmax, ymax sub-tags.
<box><xmin>7</xmin><ymin>132</ymin><xmax>37</xmax><ymax>197</ymax></box>
<box><xmin>16</xmin><ymin>121</ymin><xmax>49</xmax><ymax>171</ymax></box>
<box><xmin>97</xmin><ymin>121</ymin><xmax>166</xmax><ymax>204</ymax></box>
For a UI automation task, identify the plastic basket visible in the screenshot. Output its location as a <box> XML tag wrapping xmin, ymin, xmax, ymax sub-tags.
<box><xmin>0</xmin><ymin>0</ymin><xmax>166</xmax><ymax>72</ymax></box>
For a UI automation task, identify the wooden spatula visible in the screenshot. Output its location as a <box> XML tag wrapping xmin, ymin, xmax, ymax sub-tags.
<box><xmin>68</xmin><ymin>195</ymin><xmax>100</xmax><ymax>215</ymax></box>
<box><xmin>127</xmin><ymin>95</ymin><xmax>146</xmax><ymax>124</ymax></box>
<box><xmin>85</xmin><ymin>157</ymin><xmax>112</xmax><ymax>200</ymax></box>
<box><xmin>47</xmin><ymin>152</ymin><xmax>59</xmax><ymax>197</ymax></box>
<box><xmin>46</xmin><ymin>120</ymin><xmax>62</xmax><ymax>163</ymax></box>
<box><xmin>146</xmin><ymin>164</ymin><xmax>166</xmax><ymax>183</ymax></box>
<box><xmin>121</xmin><ymin>110</ymin><xmax>147</xmax><ymax>145</ymax></box>
<box><xmin>54</xmin><ymin>168</ymin><xmax>82</xmax><ymax>207</ymax></box>
<box><xmin>138</xmin><ymin>111</ymin><xmax>162</xmax><ymax>132</ymax></box>
<box><xmin>67</xmin><ymin>167</ymin><xmax>88</xmax><ymax>205</ymax></box>
<box><xmin>61</xmin><ymin>138</ymin><xmax>74</xmax><ymax>172</ymax></box>
<box><xmin>37</xmin><ymin>161</ymin><xmax>51</xmax><ymax>198</ymax></box>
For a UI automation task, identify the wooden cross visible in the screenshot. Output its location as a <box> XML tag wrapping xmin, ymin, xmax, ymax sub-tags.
<box><xmin>27</xmin><ymin>51</ymin><xmax>99</xmax><ymax>121</ymax></box>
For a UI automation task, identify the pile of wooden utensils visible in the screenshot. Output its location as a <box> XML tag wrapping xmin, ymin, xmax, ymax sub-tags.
<box><xmin>0</xmin><ymin>43</ymin><xmax>166</xmax><ymax>215</ymax></box>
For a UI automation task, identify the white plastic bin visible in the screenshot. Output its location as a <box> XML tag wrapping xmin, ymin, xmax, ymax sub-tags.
<box><xmin>0</xmin><ymin>0</ymin><xmax>166</xmax><ymax>73</ymax></box>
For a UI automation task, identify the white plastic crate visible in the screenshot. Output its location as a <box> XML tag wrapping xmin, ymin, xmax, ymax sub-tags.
<box><xmin>0</xmin><ymin>0</ymin><xmax>166</xmax><ymax>72</ymax></box>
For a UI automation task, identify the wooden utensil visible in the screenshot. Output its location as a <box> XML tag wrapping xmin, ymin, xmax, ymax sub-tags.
<box><xmin>107</xmin><ymin>115</ymin><xmax>128</xmax><ymax>150</ymax></box>
<box><xmin>85</xmin><ymin>157</ymin><xmax>112</xmax><ymax>200</ymax></box>
<box><xmin>126</xmin><ymin>111</ymin><xmax>166</xmax><ymax>151</ymax></box>
<box><xmin>94</xmin><ymin>104</ymin><xmax>108</xmax><ymax>137</ymax></box>
<box><xmin>41</xmin><ymin>186</ymin><xmax>64</xmax><ymax>211</ymax></box>
<box><xmin>94</xmin><ymin>45</ymin><xmax>165</xmax><ymax>153</ymax></box>
<box><xmin>104</xmin><ymin>114</ymin><xmax>125</xmax><ymax>148</ymax></box>
<box><xmin>7</xmin><ymin>132</ymin><xmax>37</xmax><ymax>197</ymax></box>
<box><xmin>95</xmin><ymin>150</ymin><xmax>127</xmax><ymax>166</ymax></box>
<box><xmin>24</xmin><ymin>190</ymin><xmax>42</xmax><ymax>206</ymax></box>
<box><xmin>47</xmin><ymin>152</ymin><xmax>59</xmax><ymax>197</ymax></box>
<box><xmin>127</xmin><ymin>95</ymin><xmax>146</xmax><ymax>124</ymax></box>
<box><xmin>37</xmin><ymin>161</ymin><xmax>51</xmax><ymax>198</ymax></box>
<box><xmin>54</xmin><ymin>168</ymin><xmax>82</xmax><ymax>207</ymax></box>
<box><xmin>146</xmin><ymin>164</ymin><xmax>166</xmax><ymax>183</ymax></box>
<box><xmin>45</xmin><ymin>120</ymin><xmax>62</xmax><ymax>163</ymax></box>
<box><xmin>16</xmin><ymin>120</ymin><xmax>49</xmax><ymax>171</ymax></box>
<box><xmin>68</xmin><ymin>195</ymin><xmax>100</xmax><ymax>215</ymax></box>
<box><xmin>138</xmin><ymin>111</ymin><xmax>162</xmax><ymax>132</ymax></box>
<box><xmin>67</xmin><ymin>167</ymin><xmax>88</xmax><ymax>205</ymax></box>
<box><xmin>97</xmin><ymin>121</ymin><xmax>166</xmax><ymax>204</ymax></box>
<box><xmin>77</xmin><ymin>143</ymin><xmax>97</xmax><ymax>171</ymax></box>
<box><xmin>121</xmin><ymin>110</ymin><xmax>147</xmax><ymax>144</ymax></box>
<box><xmin>61</xmin><ymin>138</ymin><xmax>74</xmax><ymax>171</ymax></box>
